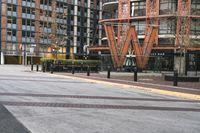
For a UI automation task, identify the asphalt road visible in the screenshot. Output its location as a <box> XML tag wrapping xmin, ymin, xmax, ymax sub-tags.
<box><xmin>0</xmin><ymin>65</ymin><xmax>200</xmax><ymax>133</ymax></box>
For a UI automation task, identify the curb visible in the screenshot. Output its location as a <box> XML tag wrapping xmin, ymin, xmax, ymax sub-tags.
<box><xmin>50</xmin><ymin>74</ymin><xmax>200</xmax><ymax>100</ymax></box>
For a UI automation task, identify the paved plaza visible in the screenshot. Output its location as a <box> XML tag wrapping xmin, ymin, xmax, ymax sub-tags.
<box><xmin>0</xmin><ymin>65</ymin><xmax>200</xmax><ymax>133</ymax></box>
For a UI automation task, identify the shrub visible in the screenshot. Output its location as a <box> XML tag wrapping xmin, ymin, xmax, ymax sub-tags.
<box><xmin>40</xmin><ymin>58</ymin><xmax>100</xmax><ymax>66</ymax></box>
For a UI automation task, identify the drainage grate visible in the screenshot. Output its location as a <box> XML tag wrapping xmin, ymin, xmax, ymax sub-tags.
<box><xmin>0</xmin><ymin>93</ymin><xmax>199</xmax><ymax>103</ymax></box>
<box><xmin>1</xmin><ymin>101</ymin><xmax>200</xmax><ymax>112</ymax></box>
<box><xmin>0</xmin><ymin>78</ymin><xmax>86</xmax><ymax>83</ymax></box>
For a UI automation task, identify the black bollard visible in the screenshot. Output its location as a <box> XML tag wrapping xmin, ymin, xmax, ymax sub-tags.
<box><xmin>42</xmin><ymin>63</ymin><xmax>45</xmax><ymax>72</ymax></box>
<box><xmin>107</xmin><ymin>66</ymin><xmax>111</xmax><ymax>79</ymax></box>
<box><xmin>31</xmin><ymin>64</ymin><xmax>33</xmax><ymax>71</ymax></box>
<box><xmin>134</xmin><ymin>67</ymin><xmax>137</xmax><ymax>82</ymax></box>
<box><xmin>72</xmin><ymin>66</ymin><xmax>75</xmax><ymax>74</ymax></box>
<box><xmin>50</xmin><ymin>63</ymin><xmax>53</xmax><ymax>74</ymax></box>
<box><xmin>81</xmin><ymin>63</ymin><xmax>83</xmax><ymax>73</ymax></box>
<box><xmin>42</xmin><ymin>63</ymin><xmax>44</xmax><ymax>72</ymax></box>
<box><xmin>36</xmin><ymin>64</ymin><xmax>39</xmax><ymax>71</ymax></box>
<box><xmin>173</xmin><ymin>69</ymin><xmax>178</xmax><ymax>86</ymax></box>
<box><xmin>43</xmin><ymin>63</ymin><xmax>46</xmax><ymax>72</ymax></box>
<box><xmin>87</xmin><ymin>66</ymin><xmax>90</xmax><ymax>76</ymax></box>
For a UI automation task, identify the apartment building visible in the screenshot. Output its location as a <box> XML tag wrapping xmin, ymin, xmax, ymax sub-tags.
<box><xmin>91</xmin><ymin>0</ymin><xmax>200</xmax><ymax>71</ymax></box>
<box><xmin>0</xmin><ymin>0</ymin><xmax>102</xmax><ymax>64</ymax></box>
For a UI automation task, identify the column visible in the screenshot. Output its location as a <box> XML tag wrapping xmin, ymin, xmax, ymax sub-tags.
<box><xmin>1</xmin><ymin>0</ymin><xmax>7</xmax><ymax>64</ymax></box>
<box><xmin>86</xmin><ymin>0</ymin><xmax>91</xmax><ymax>54</ymax></box>
<box><xmin>73</xmin><ymin>0</ymin><xmax>78</xmax><ymax>54</ymax></box>
<box><xmin>35</xmin><ymin>0</ymin><xmax>40</xmax><ymax>56</ymax></box>
<box><xmin>98</xmin><ymin>1</ymin><xmax>103</xmax><ymax>55</ymax></box>
<box><xmin>17</xmin><ymin>0</ymin><xmax>23</xmax><ymax>64</ymax></box>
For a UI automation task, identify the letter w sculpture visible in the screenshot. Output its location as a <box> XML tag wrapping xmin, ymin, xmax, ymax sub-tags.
<box><xmin>104</xmin><ymin>24</ymin><xmax>158</xmax><ymax>70</ymax></box>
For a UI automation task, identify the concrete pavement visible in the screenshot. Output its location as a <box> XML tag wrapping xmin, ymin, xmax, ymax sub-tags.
<box><xmin>0</xmin><ymin>65</ymin><xmax>200</xmax><ymax>133</ymax></box>
<box><xmin>54</xmin><ymin>73</ymin><xmax>200</xmax><ymax>100</ymax></box>
<box><xmin>0</xmin><ymin>104</ymin><xmax>30</xmax><ymax>133</ymax></box>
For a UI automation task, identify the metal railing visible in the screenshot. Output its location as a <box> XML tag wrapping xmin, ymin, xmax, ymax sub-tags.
<box><xmin>102</xmin><ymin>0</ymin><xmax>118</xmax><ymax>4</ymax></box>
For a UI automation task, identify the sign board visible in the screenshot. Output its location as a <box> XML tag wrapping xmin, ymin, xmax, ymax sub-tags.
<box><xmin>30</xmin><ymin>47</ymin><xmax>34</xmax><ymax>54</ymax></box>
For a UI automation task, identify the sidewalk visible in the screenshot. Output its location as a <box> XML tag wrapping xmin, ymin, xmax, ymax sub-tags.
<box><xmin>55</xmin><ymin>71</ymin><xmax>200</xmax><ymax>97</ymax></box>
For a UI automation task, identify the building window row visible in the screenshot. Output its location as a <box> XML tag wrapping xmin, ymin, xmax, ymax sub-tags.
<box><xmin>130</xmin><ymin>18</ymin><xmax>200</xmax><ymax>36</ymax></box>
<box><xmin>104</xmin><ymin>0</ymin><xmax>200</xmax><ymax>18</ymax></box>
<box><xmin>6</xmin><ymin>3</ymin><xmax>99</xmax><ymax>19</ymax></box>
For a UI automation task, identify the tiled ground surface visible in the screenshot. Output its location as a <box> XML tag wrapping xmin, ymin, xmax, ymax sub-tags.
<box><xmin>56</xmin><ymin>72</ymin><xmax>200</xmax><ymax>95</ymax></box>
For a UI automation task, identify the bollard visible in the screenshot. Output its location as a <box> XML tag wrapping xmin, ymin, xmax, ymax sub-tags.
<box><xmin>134</xmin><ymin>67</ymin><xmax>137</xmax><ymax>82</ymax></box>
<box><xmin>87</xmin><ymin>66</ymin><xmax>90</xmax><ymax>76</ymax></box>
<box><xmin>50</xmin><ymin>63</ymin><xmax>53</xmax><ymax>74</ymax></box>
<box><xmin>173</xmin><ymin>69</ymin><xmax>178</xmax><ymax>86</ymax></box>
<box><xmin>43</xmin><ymin>66</ymin><xmax>45</xmax><ymax>72</ymax></box>
<box><xmin>42</xmin><ymin>63</ymin><xmax>46</xmax><ymax>72</ymax></box>
<box><xmin>36</xmin><ymin>64</ymin><xmax>39</xmax><ymax>72</ymax></box>
<box><xmin>81</xmin><ymin>63</ymin><xmax>83</xmax><ymax>73</ymax></box>
<box><xmin>31</xmin><ymin>64</ymin><xmax>33</xmax><ymax>71</ymax></box>
<box><xmin>42</xmin><ymin>63</ymin><xmax>44</xmax><ymax>72</ymax></box>
<box><xmin>72</xmin><ymin>66</ymin><xmax>75</xmax><ymax>74</ymax></box>
<box><xmin>107</xmin><ymin>66</ymin><xmax>111</xmax><ymax>79</ymax></box>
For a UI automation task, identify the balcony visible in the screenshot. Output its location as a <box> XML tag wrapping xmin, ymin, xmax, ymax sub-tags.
<box><xmin>102</xmin><ymin>0</ymin><xmax>118</xmax><ymax>12</ymax></box>
<box><xmin>102</xmin><ymin>0</ymin><xmax>118</xmax><ymax>4</ymax></box>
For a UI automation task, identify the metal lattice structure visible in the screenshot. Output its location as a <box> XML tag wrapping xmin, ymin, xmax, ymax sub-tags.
<box><xmin>102</xmin><ymin>0</ymin><xmax>157</xmax><ymax>69</ymax></box>
<box><xmin>118</xmin><ymin>0</ymin><xmax>130</xmax><ymax>46</ymax></box>
<box><xmin>88</xmin><ymin>0</ymin><xmax>200</xmax><ymax>70</ymax></box>
<box><xmin>104</xmin><ymin>23</ymin><xmax>157</xmax><ymax>69</ymax></box>
<box><xmin>176</xmin><ymin>0</ymin><xmax>191</xmax><ymax>48</ymax></box>
<box><xmin>146</xmin><ymin>0</ymin><xmax>159</xmax><ymax>46</ymax></box>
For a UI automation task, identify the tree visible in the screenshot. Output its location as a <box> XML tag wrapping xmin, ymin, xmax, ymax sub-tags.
<box><xmin>39</xmin><ymin>0</ymin><xmax>68</xmax><ymax>62</ymax></box>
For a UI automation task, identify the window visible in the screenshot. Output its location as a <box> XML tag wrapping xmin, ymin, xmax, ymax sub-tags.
<box><xmin>7</xmin><ymin>4</ymin><xmax>17</xmax><ymax>12</ymax></box>
<box><xmin>131</xmin><ymin>1</ymin><xmax>146</xmax><ymax>17</ymax></box>
<box><xmin>24</xmin><ymin>0</ymin><xmax>35</xmax><ymax>3</ymax></box>
<box><xmin>131</xmin><ymin>21</ymin><xmax>146</xmax><ymax>35</ymax></box>
<box><xmin>190</xmin><ymin>19</ymin><xmax>200</xmax><ymax>35</ymax></box>
<box><xmin>7</xmin><ymin>29</ymin><xmax>16</xmax><ymax>37</ymax></box>
<box><xmin>22</xmin><ymin>19</ymin><xmax>35</xmax><ymax>27</ymax></box>
<box><xmin>191</xmin><ymin>0</ymin><xmax>200</xmax><ymax>15</ymax></box>
<box><xmin>158</xmin><ymin>38</ymin><xmax>175</xmax><ymax>45</ymax></box>
<box><xmin>22</xmin><ymin>31</ymin><xmax>35</xmax><ymax>38</ymax></box>
<box><xmin>7</xmin><ymin>16</ymin><xmax>16</xmax><ymax>24</ymax></box>
<box><xmin>159</xmin><ymin>19</ymin><xmax>176</xmax><ymax>34</ymax></box>
<box><xmin>190</xmin><ymin>39</ymin><xmax>200</xmax><ymax>47</ymax></box>
<box><xmin>22</xmin><ymin>7</ymin><xmax>35</xmax><ymax>15</ymax></box>
<box><xmin>160</xmin><ymin>0</ymin><xmax>177</xmax><ymax>15</ymax></box>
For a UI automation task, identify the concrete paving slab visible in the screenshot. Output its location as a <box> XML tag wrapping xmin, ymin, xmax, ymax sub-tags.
<box><xmin>0</xmin><ymin>65</ymin><xmax>200</xmax><ymax>133</ymax></box>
